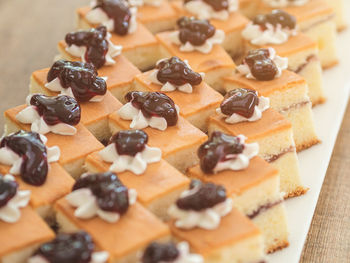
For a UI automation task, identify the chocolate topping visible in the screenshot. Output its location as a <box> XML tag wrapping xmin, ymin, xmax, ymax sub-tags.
<box><xmin>220</xmin><ymin>88</ymin><xmax>259</xmax><ymax>118</ymax></box>
<box><xmin>184</xmin><ymin>0</ymin><xmax>229</xmax><ymax>11</ymax></box>
<box><xmin>142</xmin><ymin>242</ymin><xmax>179</xmax><ymax>263</ymax></box>
<box><xmin>93</xmin><ymin>0</ymin><xmax>133</xmax><ymax>36</ymax></box>
<box><xmin>110</xmin><ymin>130</ymin><xmax>148</xmax><ymax>156</ymax></box>
<box><xmin>35</xmin><ymin>232</ymin><xmax>94</xmax><ymax>263</ymax></box>
<box><xmin>253</xmin><ymin>9</ymin><xmax>296</xmax><ymax>30</ymax></box>
<box><xmin>65</xmin><ymin>26</ymin><xmax>109</xmax><ymax>69</ymax></box>
<box><xmin>0</xmin><ymin>131</ymin><xmax>48</xmax><ymax>186</ymax></box>
<box><xmin>177</xmin><ymin>17</ymin><xmax>216</xmax><ymax>46</ymax></box>
<box><xmin>243</xmin><ymin>49</ymin><xmax>278</xmax><ymax>81</ymax></box>
<box><xmin>176</xmin><ymin>180</ymin><xmax>227</xmax><ymax>211</ymax></box>
<box><xmin>156</xmin><ymin>57</ymin><xmax>202</xmax><ymax>87</ymax></box>
<box><xmin>47</xmin><ymin>60</ymin><xmax>107</xmax><ymax>102</ymax></box>
<box><xmin>73</xmin><ymin>172</ymin><xmax>130</xmax><ymax>214</ymax></box>
<box><xmin>0</xmin><ymin>176</ymin><xmax>18</xmax><ymax>208</ymax></box>
<box><xmin>30</xmin><ymin>94</ymin><xmax>81</xmax><ymax>126</ymax></box>
<box><xmin>197</xmin><ymin>131</ymin><xmax>244</xmax><ymax>174</ymax></box>
<box><xmin>125</xmin><ymin>91</ymin><xmax>178</xmax><ymax>126</ymax></box>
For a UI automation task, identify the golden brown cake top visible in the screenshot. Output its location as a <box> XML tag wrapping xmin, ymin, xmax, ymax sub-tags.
<box><xmin>188</xmin><ymin>156</ymin><xmax>278</xmax><ymax>196</ymax></box>
<box><xmin>86</xmin><ymin>152</ymin><xmax>190</xmax><ymax>204</ymax></box>
<box><xmin>0</xmin><ymin>207</ymin><xmax>55</xmax><ymax>257</ymax></box>
<box><xmin>55</xmin><ymin>200</ymin><xmax>170</xmax><ymax>260</ymax></box>
<box><xmin>169</xmin><ymin>207</ymin><xmax>261</xmax><ymax>255</ymax></box>
<box><xmin>209</xmin><ymin>108</ymin><xmax>292</xmax><ymax>141</ymax></box>
<box><xmin>135</xmin><ymin>71</ymin><xmax>223</xmax><ymax>117</ymax></box>
<box><xmin>137</xmin><ymin>1</ymin><xmax>178</xmax><ymax>23</ymax></box>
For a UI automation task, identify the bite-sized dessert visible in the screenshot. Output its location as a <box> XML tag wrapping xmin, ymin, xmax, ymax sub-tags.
<box><xmin>168</xmin><ymin>180</ymin><xmax>266</xmax><ymax>262</ymax></box>
<box><xmin>242</xmin><ymin>11</ymin><xmax>325</xmax><ymax>105</ymax></box>
<box><xmin>324</xmin><ymin>0</ymin><xmax>346</xmax><ymax>31</ymax></box>
<box><xmin>4</xmin><ymin>106</ymin><xmax>104</xmax><ymax>178</ymax></box>
<box><xmin>133</xmin><ymin>57</ymin><xmax>223</xmax><ymax>131</ymax></box>
<box><xmin>171</xmin><ymin>0</ymin><xmax>250</xmax><ymax>59</ymax></box>
<box><xmin>257</xmin><ymin>0</ymin><xmax>338</xmax><ymax>68</ymax></box>
<box><xmin>54</xmin><ymin>173</ymin><xmax>170</xmax><ymax>263</ymax></box>
<box><xmin>57</xmin><ymin>26</ymin><xmax>141</xmax><ymax>102</ymax></box>
<box><xmin>156</xmin><ymin>17</ymin><xmax>236</xmax><ymax>92</ymax></box>
<box><xmin>0</xmin><ymin>131</ymin><xmax>75</xmax><ymax>220</ymax></box>
<box><xmin>187</xmin><ymin>133</ymin><xmax>289</xmax><ymax>252</ymax></box>
<box><xmin>109</xmin><ymin>91</ymin><xmax>208</xmax><ymax>173</ymax></box>
<box><xmin>209</xmin><ymin>90</ymin><xmax>305</xmax><ymax>197</ymax></box>
<box><xmin>76</xmin><ymin>0</ymin><xmax>162</xmax><ymax>71</ymax></box>
<box><xmin>28</xmin><ymin>231</ymin><xmax>109</xmax><ymax>263</ymax></box>
<box><xmin>224</xmin><ymin>49</ymin><xmax>320</xmax><ymax>151</ymax></box>
<box><xmin>29</xmin><ymin>60</ymin><xmax>124</xmax><ymax>141</ymax></box>
<box><xmin>140</xmin><ymin>241</ymin><xmax>203</xmax><ymax>263</ymax></box>
<box><xmin>0</xmin><ymin>206</ymin><xmax>54</xmax><ymax>263</ymax></box>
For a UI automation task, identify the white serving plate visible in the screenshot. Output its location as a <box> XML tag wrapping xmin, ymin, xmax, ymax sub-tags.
<box><xmin>268</xmin><ymin>3</ymin><xmax>350</xmax><ymax>263</ymax></box>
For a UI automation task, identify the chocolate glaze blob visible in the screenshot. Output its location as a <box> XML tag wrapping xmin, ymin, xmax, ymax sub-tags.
<box><xmin>125</xmin><ymin>91</ymin><xmax>178</xmax><ymax>126</ymax></box>
<box><xmin>253</xmin><ymin>9</ymin><xmax>296</xmax><ymax>30</ymax></box>
<box><xmin>197</xmin><ymin>131</ymin><xmax>245</xmax><ymax>174</ymax></box>
<box><xmin>184</xmin><ymin>0</ymin><xmax>229</xmax><ymax>11</ymax></box>
<box><xmin>93</xmin><ymin>0</ymin><xmax>133</xmax><ymax>36</ymax></box>
<box><xmin>65</xmin><ymin>26</ymin><xmax>109</xmax><ymax>69</ymax></box>
<box><xmin>73</xmin><ymin>172</ymin><xmax>130</xmax><ymax>214</ymax></box>
<box><xmin>243</xmin><ymin>48</ymin><xmax>278</xmax><ymax>81</ymax></box>
<box><xmin>47</xmin><ymin>60</ymin><xmax>107</xmax><ymax>102</ymax></box>
<box><xmin>177</xmin><ymin>16</ymin><xmax>216</xmax><ymax>46</ymax></box>
<box><xmin>109</xmin><ymin>130</ymin><xmax>148</xmax><ymax>156</ymax></box>
<box><xmin>0</xmin><ymin>131</ymin><xmax>49</xmax><ymax>186</ymax></box>
<box><xmin>30</xmin><ymin>94</ymin><xmax>81</xmax><ymax>126</ymax></box>
<box><xmin>0</xmin><ymin>176</ymin><xmax>18</xmax><ymax>208</ymax></box>
<box><xmin>220</xmin><ymin>88</ymin><xmax>259</xmax><ymax>118</ymax></box>
<box><xmin>176</xmin><ymin>179</ymin><xmax>227</xmax><ymax>210</ymax></box>
<box><xmin>156</xmin><ymin>57</ymin><xmax>202</xmax><ymax>86</ymax></box>
<box><xmin>35</xmin><ymin>231</ymin><xmax>95</xmax><ymax>263</ymax></box>
<box><xmin>142</xmin><ymin>242</ymin><xmax>179</xmax><ymax>263</ymax></box>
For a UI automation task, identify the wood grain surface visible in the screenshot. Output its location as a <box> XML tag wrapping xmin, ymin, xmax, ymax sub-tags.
<box><xmin>0</xmin><ymin>1</ymin><xmax>348</xmax><ymax>262</ymax></box>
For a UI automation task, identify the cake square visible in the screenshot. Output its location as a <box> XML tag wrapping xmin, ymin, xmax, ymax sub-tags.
<box><xmin>324</xmin><ymin>0</ymin><xmax>347</xmax><ymax>31</ymax></box>
<box><xmin>0</xmin><ymin>163</ymin><xmax>74</xmax><ymax>222</ymax></box>
<box><xmin>76</xmin><ymin>7</ymin><xmax>162</xmax><ymax>71</ymax></box>
<box><xmin>85</xmin><ymin>152</ymin><xmax>190</xmax><ymax>219</ymax></box>
<box><xmin>0</xmin><ymin>207</ymin><xmax>55</xmax><ymax>263</ymax></box>
<box><xmin>4</xmin><ymin>105</ymin><xmax>104</xmax><ymax>178</ymax></box>
<box><xmin>169</xmin><ymin>208</ymin><xmax>265</xmax><ymax>262</ymax></box>
<box><xmin>57</xmin><ymin>40</ymin><xmax>141</xmax><ymax>102</ymax></box>
<box><xmin>188</xmin><ymin>156</ymin><xmax>289</xmax><ymax>253</ymax></box>
<box><xmin>108</xmin><ymin>111</ymin><xmax>208</xmax><ymax>173</ymax></box>
<box><xmin>133</xmin><ymin>70</ymin><xmax>223</xmax><ymax>131</ymax></box>
<box><xmin>30</xmin><ymin>67</ymin><xmax>124</xmax><ymax>141</ymax></box>
<box><xmin>156</xmin><ymin>31</ymin><xmax>236</xmax><ymax>93</ymax></box>
<box><xmin>55</xmin><ymin>200</ymin><xmax>170</xmax><ymax>263</ymax></box>
<box><xmin>224</xmin><ymin>70</ymin><xmax>319</xmax><ymax>151</ymax></box>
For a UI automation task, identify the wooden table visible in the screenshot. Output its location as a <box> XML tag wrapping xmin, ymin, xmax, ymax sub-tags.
<box><xmin>0</xmin><ymin>1</ymin><xmax>348</xmax><ymax>262</ymax></box>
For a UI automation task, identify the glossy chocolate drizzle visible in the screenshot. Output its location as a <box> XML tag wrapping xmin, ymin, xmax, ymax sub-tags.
<box><xmin>110</xmin><ymin>130</ymin><xmax>148</xmax><ymax>156</ymax></box>
<box><xmin>35</xmin><ymin>231</ymin><xmax>94</xmax><ymax>263</ymax></box>
<box><xmin>142</xmin><ymin>242</ymin><xmax>179</xmax><ymax>263</ymax></box>
<box><xmin>220</xmin><ymin>88</ymin><xmax>259</xmax><ymax>118</ymax></box>
<box><xmin>198</xmin><ymin>131</ymin><xmax>245</xmax><ymax>174</ymax></box>
<box><xmin>73</xmin><ymin>172</ymin><xmax>130</xmax><ymax>214</ymax></box>
<box><xmin>184</xmin><ymin>0</ymin><xmax>229</xmax><ymax>11</ymax></box>
<box><xmin>125</xmin><ymin>91</ymin><xmax>178</xmax><ymax>126</ymax></box>
<box><xmin>177</xmin><ymin>16</ymin><xmax>216</xmax><ymax>46</ymax></box>
<box><xmin>0</xmin><ymin>131</ymin><xmax>49</xmax><ymax>186</ymax></box>
<box><xmin>30</xmin><ymin>94</ymin><xmax>81</xmax><ymax>126</ymax></box>
<box><xmin>244</xmin><ymin>49</ymin><xmax>278</xmax><ymax>81</ymax></box>
<box><xmin>176</xmin><ymin>180</ymin><xmax>227</xmax><ymax>211</ymax></box>
<box><xmin>253</xmin><ymin>9</ymin><xmax>296</xmax><ymax>30</ymax></box>
<box><xmin>0</xmin><ymin>176</ymin><xmax>18</xmax><ymax>208</ymax></box>
<box><xmin>65</xmin><ymin>26</ymin><xmax>109</xmax><ymax>69</ymax></box>
<box><xmin>93</xmin><ymin>0</ymin><xmax>133</xmax><ymax>36</ymax></box>
<box><xmin>47</xmin><ymin>60</ymin><xmax>107</xmax><ymax>102</ymax></box>
<box><xmin>156</xmin><ymin>57</ymin><xmax>202</xmax><ymax>86</ymax></box>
